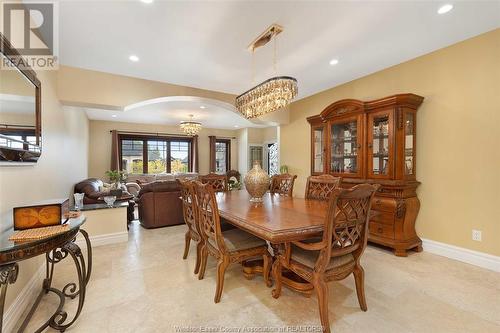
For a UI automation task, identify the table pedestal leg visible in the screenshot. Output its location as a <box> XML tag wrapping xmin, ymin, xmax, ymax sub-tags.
<box><xmin>241</xmin><ymin>243</ymin><xmax>314</xmax><ymax>296</ymax></box>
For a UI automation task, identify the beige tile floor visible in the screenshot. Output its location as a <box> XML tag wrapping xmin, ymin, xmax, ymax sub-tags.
<box><xmin>16</xmin><ymin>221</ymin><xmax>500</xmax><ymax>333</ymax></box>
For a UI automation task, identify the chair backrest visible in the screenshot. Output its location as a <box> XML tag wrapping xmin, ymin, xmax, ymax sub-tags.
<box><xmin>305</xmin><ymin>174</ymin><xmax>342</xmax><ymax>201</ymax></box>
<box><xmin>177</xmin><ymin>179</ymin><xmax>200</xmax><ymax>236</ymax></box>
<box><xmin>193</xmin><ymin>181</ymin><xmax>226</xmax><ymax>253</ymax></box>
<box><xmin>270</xmin><ymin>173</ymin><xmax>297</xmax><ymax>196</ymax></box>
<box><xmin>317</xmin><ymin>184</ymin><xmax>380</xmax><ymax>271</ymax></box>
<box><xmin>199</xmin><ymin>173</ymin><xmax>228</xmax><ymax>192</ymax></box>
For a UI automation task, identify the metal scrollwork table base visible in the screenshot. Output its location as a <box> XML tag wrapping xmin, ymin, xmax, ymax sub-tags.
<box><xmin>0</xmin><ymin>216</ymin><xmax>91</xmax><ymax>332</ymax></box>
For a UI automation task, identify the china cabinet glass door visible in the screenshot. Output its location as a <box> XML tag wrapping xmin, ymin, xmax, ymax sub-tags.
<box><xmin>312</xmin><ymin>125</ymin><xmax>325</xmax><ymax>174</ymax></box>
<box><xmin>330</xmin><ymin>116</ymin><xmax>362</xmax><ymax>177</ymax></box>
<box><xmin>368</xmin><ymin>110</ymin><xmax>393</xmax><ymax>178</ymax></box>
<box><xmin>405</xmin><ymin>112</ymin><xmax>416</xmax><ymax>177</ymax></box>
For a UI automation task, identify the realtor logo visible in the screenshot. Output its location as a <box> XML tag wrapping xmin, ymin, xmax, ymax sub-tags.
<box><xmin>1</xmin><ymin>1</ymin><xmax>58</xmax><ymax>69</ymax></box>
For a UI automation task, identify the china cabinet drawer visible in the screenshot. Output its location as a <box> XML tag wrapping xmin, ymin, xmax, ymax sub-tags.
<box><xmin>369</xmin><ymin>221</ymin><xmax>394</xmax><ymax>239</ymax></box>
<box><xmin>371</xmin><ymin>197</ymin><xmax>396</xmax><ymax>212</ymax></box>
<box><xmin>370</xmin><ymin>210</ymin><xmax>395</xmax><ymax>225</ymax></box>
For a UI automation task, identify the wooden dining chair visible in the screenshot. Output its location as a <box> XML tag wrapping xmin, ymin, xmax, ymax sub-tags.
<box><xmin>270</xmin><ymin>173</ymin><xmax>297</xmax><ymax>196</ymax></box>
<box><xmin>193</xmin><ymin>181</ymin><xmax>272</xmax><ymax>303</ymax></box>
<box><xmin>305</xmin><ymin>174</ymin><xmax>342</xmax><ymax>201</ymax></box>
<box><xmin>178</xmin><ymin>179</ymin><xmax>204</xmax><ymax>275</ymax></box>
<box><xmin>272</xmin><ymin>184</ymin><xmax>380</xmax><ymax>333</ymax></box>
<box><xmin>199</xmin><ymin>173</ymin><xmax>228</xmax><ymax>192</ymax></box>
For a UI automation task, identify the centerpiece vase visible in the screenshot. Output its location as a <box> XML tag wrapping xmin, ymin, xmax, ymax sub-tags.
<box><xmin>244</xmin><ymin>161</ymin><xmax>270</xmax><ymax>202</ymax></box>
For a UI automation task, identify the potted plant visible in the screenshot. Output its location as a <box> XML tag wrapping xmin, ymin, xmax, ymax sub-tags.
<box><xmin>105</xmin><ymin>170</ymin><xmax>127</xmax><ymax>190</ymax></box>
<box><xmin>280</xmin><ymin>165</ymin><xmax>289</xmax><ymax>174</ymax></box>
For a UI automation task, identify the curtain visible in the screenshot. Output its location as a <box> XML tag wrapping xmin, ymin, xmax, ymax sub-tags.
<box><xmin>209</xmin><ymin>135</ymin><xmax>216</xmax><ymax>173</ymax></box>
<box><xmin>191</xmin><ymin>135</ymin><xmax>199</xmax><ymax>173</ymax></box>
<box><xmin>111</xmin><ymin>130</ymin><xmax>120</xmax><ymax>170</ymax></box>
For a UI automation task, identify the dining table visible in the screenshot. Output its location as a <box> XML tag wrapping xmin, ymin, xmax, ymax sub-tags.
<box><xmin>216</xmin><ymin>190</ymin><xmax>331</xmax><ymax>295</ymax></box>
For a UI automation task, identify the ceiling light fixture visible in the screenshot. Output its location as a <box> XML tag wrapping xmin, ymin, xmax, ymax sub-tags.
<box><xmin>112</xmin><ymin>115</ymin><xmax>117</xmax><ymax>118</ymax></box>
<box><xmin>140</xmin><ymin>0</ymin><xmax>154</xmax><ymax>4</ymax></box>
<box><xmin>437</xmin><ymin>4</ymin><xmax>453</xmax><ymax>14</ymax></box>
<box><xmin>200</xmin><ymin>106</ymin><xmax>206</xmax><ymax>109</ymax></box>
<box><xmin>235</xmin><ymin>24</ymin><xmax>298</xmax><ymax>119</ymax></box>
<box><xmin>329</xmin><ymin>58</ymin><xmax>339</xmax><ymax>66</ymax></box>
<box><xmin>180</xmin><ymin>115</ymin><xmax>202</xmax><ymax>136</ymax></box>
<box><xmin>129</xmin><ymin>55</ymin><xmax>139</xmax><ymax>62</ymax></box>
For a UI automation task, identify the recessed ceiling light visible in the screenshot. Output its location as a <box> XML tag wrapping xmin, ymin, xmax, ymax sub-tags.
<box><xmin>129</xmin><ymin>55</ymin><xmax>139</xmax><ymax>62</ymax></box>
<box><xmin>200</xmin><ymin>106</ymin><xmax>206</xmax><ymax>109</ymax></box>
<box><xmin>234</xmin><ymin>125</ymin><xmax>239</xmax><ymax>128</ymax></box>
<box><xmin>112</xmin><ymin>115</ymin><xmax>117</xmax><ymax>118</ymax></box>
<box><xmin>329</xmin><ymin>58</ymin><xmax>339</xmax><ymax>66</ymax></box>
<box><xmin>140</xmin><ymin>0</ymin><xmax>154</xmax><ymax>4</ymax></box>
<box><xmin>437</xmin><ymin>4</ymin><xmax>453</xmax><ymax>14</ymax></box>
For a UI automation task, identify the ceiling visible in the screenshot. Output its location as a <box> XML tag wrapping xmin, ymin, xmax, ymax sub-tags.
<box><xmin>59</xmin><ymin>1</ymin><xmax>500</xmax><ymax>100</ymax></box>
<box><xmin>83</xmin><ymin>96</ymin><xmax>264</xmax><ymax>129</ymax></box>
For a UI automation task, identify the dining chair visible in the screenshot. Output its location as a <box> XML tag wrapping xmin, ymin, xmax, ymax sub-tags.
<box><xmin>272</xmin><ymin>183</ymin><xmax>380</xmax><ymax>333</ymax></box>
<box><xmin>199</xmin><ymin>173</ymin><xmax>228</xmax><ymax>192</ymax></box>
<box><xmin>193</xmin><ymin>181</ymin><xmax>272</xmax><ymax>303</ymax></box>
<box><xmin>305</xmin><ymin>174</ymin><xmax>342</xmax><ymax>201</ymax></box>
<box><xmin>177</xmin><ymin>179</ymin><xmax>204</xmax><ymax>275</ymax></box>
<box><xmin>269</xmin><ymin>173</ymin><xmax>297</xmax><ymax>196</ymax></box>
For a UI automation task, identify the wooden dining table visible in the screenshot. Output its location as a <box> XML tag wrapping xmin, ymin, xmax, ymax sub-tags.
<box><xmin>216</xmin><ymin>190</ymin><xmax>330</xmax><ymax>294</ymax></box>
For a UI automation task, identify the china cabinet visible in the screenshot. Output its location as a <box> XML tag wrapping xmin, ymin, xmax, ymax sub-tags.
<box><xmin>307</xmin><ymin>94</ymin><xmax>424</xmax><ymax>256</ymax></box>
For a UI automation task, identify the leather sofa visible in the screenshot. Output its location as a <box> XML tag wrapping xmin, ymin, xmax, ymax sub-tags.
<box><xmin>137</xmin><ymin>180</ymin><xmax>184</xmax><ymax>228</ymax></box>
<box><xmin>74</xmin><ymin>178</ymin><xmax>122</xmax><ymax>204</ymax></box>
<box><xmin>126</xmin><ymin>172</ymin><xmax>198</xmax><ymax>185</ymax></box>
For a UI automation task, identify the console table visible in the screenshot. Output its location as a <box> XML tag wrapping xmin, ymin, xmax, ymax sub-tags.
<box><xmin>0</xmin><ymin>216</ymin><xmax>92</xmax><ymax>332</ymax></box>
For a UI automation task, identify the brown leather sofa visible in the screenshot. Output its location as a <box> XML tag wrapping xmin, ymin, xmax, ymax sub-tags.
<box><xmin>137</xmin><ymin>181</ymin><xmax>184</xmax><ymax>228</ymax></box>
<box><xmin>74</xmin><ymin>178</ymin><xmax>111</xmax><ymax>204</ymax></box>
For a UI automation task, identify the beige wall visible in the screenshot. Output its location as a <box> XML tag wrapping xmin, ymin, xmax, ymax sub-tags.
<box><xmin>281</xmin><ymin>28</ymin><xmax>500</xmax><ymax>256</ymax></box>
<box><xmin>58</xmin><ymin>65</ymin><xmax>236</xmax><ymax>110</ymax></box>
<box><xmin>0</xmin><ymin>66</ymin><xmax>34</xmax><ymax>96</ymax></box>
<box><xmin>262</xmin><ymin>127</ymin><xmax>278</xmax><ymax>143</ymax></box>
<box><xmin>87</xmin><ymin>120</ymin><xmax>239</xmax><ymax>179</ymax></box>
<box><xmin>0</xmin><ymin>112</ymin><xmax>35</xmax><ymax>126</ymax></box>
<box><xmin>0</xmin><ymin>70</ymin><xmax>89</xmax><ymax>310</ymax></box>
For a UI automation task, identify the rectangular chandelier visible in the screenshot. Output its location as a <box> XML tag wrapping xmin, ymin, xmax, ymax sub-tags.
<box><xmin>235</xmin><ymin>76</ymin><xmax>298</xmax><ymax>119</ymax></box>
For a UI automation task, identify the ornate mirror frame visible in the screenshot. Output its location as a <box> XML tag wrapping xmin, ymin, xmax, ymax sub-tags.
<box><xmin>0</xmin><ymin>32</ymin><xmax>42</xmax><ymax>163</ymax></box>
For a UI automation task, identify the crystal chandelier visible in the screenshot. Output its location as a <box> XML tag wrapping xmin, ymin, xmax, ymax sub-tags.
<box><xmin>236</xmin><ymin>76</ymin><xmax>298</xmax><ymax>119</ymax></box>
<box><xmin>180</xmin><ymin>115</ymin><xmax>202</xmax><ymax>136</ymax></box>
<box><xmin>235</xmin><ymin>24</ymin><xmax>298</xmax><ymax>119</ymax></box>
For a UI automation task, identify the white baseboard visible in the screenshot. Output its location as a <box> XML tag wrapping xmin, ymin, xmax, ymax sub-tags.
<box><xmin>3</xmin><ymin>231</ymin><xmax>127</xmax><ymax>332</ymax></box>
<box><xmin>76</xmin><ymin>231</ymin><xmax>128</xmax><ymax>248</ymax></box>
<box><xmin>3</xmin><ymin>264</ymin><xmax>44</xmax><ymax>333</ymax></box>
<box><xmin>422</xmin><ymin>238</ymin><xmax>500</xmax><ymax>272</ymax></box>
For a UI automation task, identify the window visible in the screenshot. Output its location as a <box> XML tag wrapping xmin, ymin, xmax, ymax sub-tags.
<box><xmin>119</xmin><ymin>135</ymin><xmax>191</xmax><ymax>174</ymax></box>
<box><xmin>215</xmin><ymin>139</ymin><xmax>230</xmax><ymax>174</ymax></box>
<box><xmin>121</xmin><ymin>139</ymin><xmax>144</xmax><ymax>174</ymax></box>
<box><xmin>249</xmin><ymin>145</ymin><xmax>263</xmax><ymax>169</ymax></box>
<box><xmin>170</xmin><ymin>141</ymin><xmax>190</xmax><ymax>173</ymax></box>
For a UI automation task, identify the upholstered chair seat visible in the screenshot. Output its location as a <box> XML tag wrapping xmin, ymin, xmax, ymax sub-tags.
<box><xmin>290</xmin><ymin>245</ymin><xmax>354</xmax><ymax>270</ymax></box>
<box><xmin>217</xmin><ymin>229</ymin><xmax>268</xmax><ymax>252</ymax></box>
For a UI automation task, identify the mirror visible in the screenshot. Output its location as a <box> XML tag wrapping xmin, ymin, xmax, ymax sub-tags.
<box><xmin>0</xmin><ymin>34</ymin><xmax>41</xmax><ymax>163</ymax></box>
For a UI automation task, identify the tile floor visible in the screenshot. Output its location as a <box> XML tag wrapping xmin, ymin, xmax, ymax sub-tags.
<box><xmin>16</xmin><ymin>221</ymin><xmax>500</xmax><ymax>333</ymax></box>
